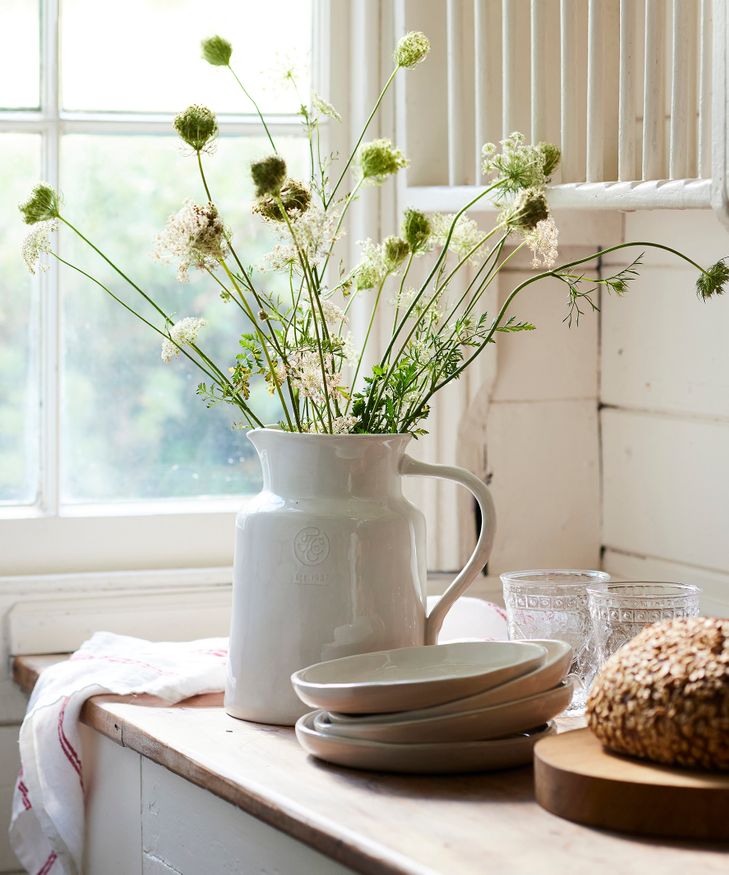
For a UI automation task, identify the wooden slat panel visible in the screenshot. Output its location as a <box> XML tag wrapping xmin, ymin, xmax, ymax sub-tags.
<box><xmin>600</xmin><ymin>264</ymin><xmax>729</xmax><ymax>418</ymax></box>
<box><xmin>698</xmin><ymin>0</ymin><xmax>713</xmax><ymax>177</ymax></box>
<box><xmin>618</xmin><ymin>0</ymin><xmax>643</xmax><ymax>180</ymax></box>
<box><xmin>82</xmin><ymin>728</ymin><xmax>142</xmax><ymax>875</ymax></box>
<box><xmin>474</xmin><ymin>0</ymin><xmax>503</xmax><ymax>180</ymax></box>
<box><xmin>401</xmin><ymin>0</ymin><xmax>449</xmax><ymax>185</ymax></box>
<box><xmin>586</xmin><ymin>0</ymin><xmax>620</xmax><ymax>181</ymax></box>
<box><xmin>502</xmin><ymin>0</ymin><xmax>531</xmax><ymax>137</ymax></box>
<box><xmin>669</xmin><ymin>0</ymin><xmax>698</xmax><ymax>178</ymax></box>
<box><xmin>602</xmin><ymin>408</ymin><xmax>729</xmax><ymax>571</ymax></box>
<box><xmin>487</xmin><ymin>399</ymin><xmax>600</xmax><ymax>574</ymax></box>
<box><xmin>560</xmin><ymin>0</ymin><xmax>588</xmax><ymax>181</ymax></box>
<box><xmin>447</xmin><ymin>0</ymin><xmax>475</xmax><ymax>185</ymax></box>
<box><xmin>530</xmin><ymin>0</ymin><xmax>561</xmax><ymax>157</ymax></box>
<box><xmin>603</xmin><ymin>549</ymin><xmax>729</xmax><ymax>618</ymax></box>
<box><xmin>642</xmin><ymin>0</ymin><xmax>667</xmax><ymax>179</ymax></box>
<box><xmin>491</xmin><ymin>269</ymin><xmax>598</xmax><ymax>402</ymax></box>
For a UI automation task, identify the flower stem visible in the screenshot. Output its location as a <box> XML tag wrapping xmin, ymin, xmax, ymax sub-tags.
<box><xmin>325</xmin><ymin>65</ymin><xmax>400</xmax><ymax>207</ymax></box>
<box><xmin>227</xmin><ymin>64</ymin><xmax>277</xmax><ymax>153</ymax></box>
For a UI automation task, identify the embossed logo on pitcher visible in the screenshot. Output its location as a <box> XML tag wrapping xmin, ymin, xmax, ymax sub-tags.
<box><xmin>293</xmin><ymin>526</ymin><xmax>330</xmax><ymax>566</ymax></box>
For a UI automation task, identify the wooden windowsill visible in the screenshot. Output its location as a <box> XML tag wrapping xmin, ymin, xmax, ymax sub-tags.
<box><xmin>13</xmin><ymin>655</ymin><xmax>728</xmax><ymax>875</ymax></box>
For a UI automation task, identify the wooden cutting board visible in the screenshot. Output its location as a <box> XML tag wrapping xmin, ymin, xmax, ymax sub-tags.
<box><xmin>534</xmin><ymin>728</ymin><xmax>729</xmax><ymax>841</ymax></box>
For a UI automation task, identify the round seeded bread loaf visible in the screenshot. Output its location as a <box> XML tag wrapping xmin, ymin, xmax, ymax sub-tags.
<box><xmin>586</xmin><ymin>616</ymin><xmax>729</xmax><ymax>771</ymax></box>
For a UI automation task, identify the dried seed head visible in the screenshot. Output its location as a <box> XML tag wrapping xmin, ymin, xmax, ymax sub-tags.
<box><xmin>251</xmin><ymin>155</ymin><xmax>287</xmax><ymax>197</ymax></box>
<box><xmin>201</xmin><ymin>35</ymin><xmax>232</xmax><ymax>66</ymax></box>
<box><xmin>174</xmin><ymin>105</ymin><xmax>218</xmax><ymax>152</ymax></box>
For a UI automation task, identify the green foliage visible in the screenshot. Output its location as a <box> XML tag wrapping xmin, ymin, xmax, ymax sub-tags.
<box><xmin>696</xmin><ymin>259</ymin><xmax>729</xmax><ymax>300</ymax></box>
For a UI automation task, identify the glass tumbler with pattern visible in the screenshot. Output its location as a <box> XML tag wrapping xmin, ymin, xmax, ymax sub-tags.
<box><xmin>501</xmin><ymin>569</ymin><xmax>610</xmax><ymax>714</ymax></box>
<box><xmin>587</xmin><ymin>581</ymin><xmax>701</xmax><ymax>667</ymax></box>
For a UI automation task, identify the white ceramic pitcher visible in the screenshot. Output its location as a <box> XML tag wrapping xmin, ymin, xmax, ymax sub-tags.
<box><xmin>225</xmin><ymin>428</ymin><xmax>496</xmax><ymax>725</ymax></box>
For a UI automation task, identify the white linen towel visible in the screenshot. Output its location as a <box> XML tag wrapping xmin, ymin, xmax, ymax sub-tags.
<box><xmin>8</xmin><ymin>631</ymin><xmax>228</xmax><ymax>875</ymax></box>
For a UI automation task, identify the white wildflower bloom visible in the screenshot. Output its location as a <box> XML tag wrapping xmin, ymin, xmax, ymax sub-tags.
<box><xmin>312</xmin><ymin>93</ymin><xmax>341</xmax><ymax>121</ymax></box>
<box><xmin>524</xmin><ymin>216</ymin><xmax>559</xmax><ymax>269</ymax></box>
<box><xmin>161</xmin><ymin>316</ymin><xmax>206</xmax><ymax>362</ymax></box>
<box><xmin>431</xmin><ymin>213</ymin><xmax>485</xmax><ymax>263</ymax></box>
<box><xmin>320</xmin><ymin>299</ymin><xmax>348</xmax><ymax>328</ymax></box>
<box><xmin>354</xmin><ymin>238</ymin><xmax>389</xmax><ymax>290</ymax></box>
<box><xmin>154</xmin><ymin>201</ymin><xmax>228</xmax><ymax>283</ymax></box>
<box><xmin>287</xmin><ymin>349</ymin><xmax>345</xmax><ymax>404</ymax></box>
<box><xmin>335</xmin><ymin>332</ymin><xmax>359</xmax><ymax>365</ymax></box>
<box><xmin>263</xmin><ymin>204</ymin><xmax>343</xmax><ymax>272</ymax></box>
<box><xmin>392</xmin><ymin>287</ymin><xmax>417</xmax><ymax>309</ymax></box>
<box><xmin>331</xmin><ymin>415</ymin><xmax>358</xmax><ymax>434</ymax></box>
<box><xmin>22</xmin><ymin>220</ymin><xmax>57</xmax><ymax>275</ymax></box>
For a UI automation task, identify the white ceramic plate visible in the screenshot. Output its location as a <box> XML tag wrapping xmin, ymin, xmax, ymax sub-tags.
<box><xmin>327</xmin><ymin>639</ymin><xmax>572</xmax><ymax>725</ymax></box>
<box><xmin>291</xmin><ymin>641</ymin><xmax>547</xmax><ymax>714</ymax></box>
<box><xmin>313</xmin><ymin>680</ymin><xmax>573</xmax><ymax>743</ymax></box>
<box><xmin>295</xmin><ymin>711</ymin><xmax>556</xmax><ymax>774</ymax></box>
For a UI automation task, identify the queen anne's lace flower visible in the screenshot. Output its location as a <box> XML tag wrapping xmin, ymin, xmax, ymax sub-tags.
<box><xmin>320</xmin><ymin>299</ymin><xmax>348</xmax><ymax>328</ymax></box>
<box><xmin>431</xmin><ymin>214</ymin><xmax>485</xmax><ymax>262</ymax></box>
<box><xmin>312</xmin><ymin>93</ymin><xmax>341</xmax><ymax>121</ymax></box>
<box><xmin>154</xmin><ymin>201</ymin><xmax>228</xmax><ymax>282</ymax></box>
<box><xmin>394</xmin><ymin>32</ymin><xmax>431</xmax><ymax>68</ymax></box>
<box><xmin>524</xmin><ymin>217</ymin><xmax>559</xmax><ymax>269</ymax></box>
<box><xmin>359</xmin><ymin>139</ymin><xmax>408</xmax><ymax>183</ymax></box>
<box><xmin>161</xmin><ymin>317</ymin><xmax>207</xmax><ymax>362</ymax></box>
<box><xmin>287</xmin><ymin>349</ymin><xmax>344</xmax><ymax>405</ymax></box>
<box><xmin>263</xmin><ymin>204</ymin><xmax>342</xmax><ymax>271</ymax></box>
<box><xmin>22</xmin><ymin>220</ymin><xmax>57</xmax><ymax>274</ymax></box>
<box><xmin>331</xmin><ymin>414</ymin><xmax>358</xmax><ymax>434</ymax></box>
<box><xmin>19</xmin><ymin>184</ymin><xmax>60</xmax><ymax>225</ymax></box>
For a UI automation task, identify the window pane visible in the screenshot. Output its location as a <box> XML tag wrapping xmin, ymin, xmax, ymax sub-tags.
<box><xmin>61</xmin><ymin>0</ymin><xmax>311</xmax><ymax>113</ymax></box>
<box><xmin>0</xmin><ymin>134</ymin><xmax>41</xmax><ymax>504</ymax></box>
<box><xmin>0</xmin><ymin>1</ymin><xmax>40</xmax><ymax>109</ymax></box>
<box><xmin>60</xmin><ymin>134</ymin><xmax>306</xmax><ymax>502</ymax></box>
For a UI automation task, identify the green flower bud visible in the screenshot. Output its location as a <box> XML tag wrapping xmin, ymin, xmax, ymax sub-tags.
<box><xmin>359</xmin><ymin>138</ymin><xmax>409</xmax><ymax>183</ymax></box>
<box><xmin>174</xmin><ymin>105</ymin><xmax>218</xmax><ymax>152</ymax></box>
<box><xmin>251</xmin><ymin>155</ymin><xmax>287</xmax><ymax>197</ymax></box>
<box><xmin>19</xmin><ymin>184</ymin><xmax>60</xmax><ymax>224</ymax></box>
<box><xmin>401</xmin><ymin>209</ymin><xmax>431</xmax><ymax>253</ymax></box>
<box><xmin>252</xmin><ymin>178</ymin><xmax>311</xmax><ymax>221</ymax></box>
<box><xmin>355</xmin><ymin>264</ymin><xmax>379</xmax><ymax>291</ymax></box>
<box><xmin>503</xmin><ymin>189</ymin><xmax>550</xmax><ymax>231</ymax></box>
<box><xmin>538</xmin><ymin>142</ymin><xmax>561</xmax><ymax>179</ymax></box>
<box><xmin>201</xmin><ymin>35</ymin><xmax>232</xmax><ymax>66</ymax></box>
<box><xmin>394</xmin><ymin>31</ymin><xmax>431</xmax><ymax>68</ymax></box>
<box><xmin>697</xmin><ymin>259</ymin><xmax>729</xmax><ymax>300</ymax></box>
<box><xmin>383</xmin><ymin>236</ymin><xmax>410</xmax><ymax>270</ymax></box>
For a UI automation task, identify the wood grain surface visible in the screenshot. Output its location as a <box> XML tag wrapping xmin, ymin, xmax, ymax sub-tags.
<box><xmin>14</xmin><ymin>655</ymin><xmax>729</xmax><ymax>875</ymax></box>
<box><xmin>534</xmin><ymin>728</ymin><xmax>729</xmax><ymax>841</ymax></box>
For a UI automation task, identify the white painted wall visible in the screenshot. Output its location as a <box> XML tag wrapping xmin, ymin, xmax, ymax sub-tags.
<box><xmin>601</xmin><ymin>208</ymin><xmax>729</xmax><ymax>617</ymax></box>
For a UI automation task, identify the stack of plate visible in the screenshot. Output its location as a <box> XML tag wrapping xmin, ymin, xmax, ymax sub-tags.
<box><xmin>291</xmin><ymin>639</ymin><xmax>573</xmax><ymax>774</ymax></box>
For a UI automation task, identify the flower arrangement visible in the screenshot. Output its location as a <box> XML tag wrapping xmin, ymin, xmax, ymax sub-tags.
<box><xmin>19</xmin><ymin>31</ymin><xmax>729</xmax><ymax>436</ymax></box>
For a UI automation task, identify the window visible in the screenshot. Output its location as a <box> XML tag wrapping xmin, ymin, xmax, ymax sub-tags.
<box><xmin>1</xmin><ymin>0</ymin><xmax>323</xmax><ymax>572</ymax></box>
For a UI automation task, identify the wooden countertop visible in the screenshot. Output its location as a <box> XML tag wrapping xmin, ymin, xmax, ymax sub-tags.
<box><xmin>13</xmin><ymin>655</ymin><xmax>729</xmax><ymax>875</ymax></box>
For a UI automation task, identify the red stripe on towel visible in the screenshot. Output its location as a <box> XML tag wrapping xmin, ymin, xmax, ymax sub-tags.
<box><xmin>17</xmin><ymin>779</ymin><xmax>32</xmax><ymax>810</ymax></box>
<box><xmin>57</xmin><ymin>697</ymin><xmax>83</xmax><ymax>789</ymax></box>
<box><xmin>36</xmin><ymin>851</ymin><xmax>57</xmax><ymax>875</ymax></box>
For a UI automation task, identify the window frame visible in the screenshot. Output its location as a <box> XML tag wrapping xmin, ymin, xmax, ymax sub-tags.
<box><xmin>0</xmin><ymin>0</ymin><xmax>334</xmax><ymax>574</ymax></box>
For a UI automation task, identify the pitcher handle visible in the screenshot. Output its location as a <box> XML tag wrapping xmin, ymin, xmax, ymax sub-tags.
<box><xmin>400</xmin><ymin>455</ymin><xmax>497</xmax><ymax>645</ymax></box>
